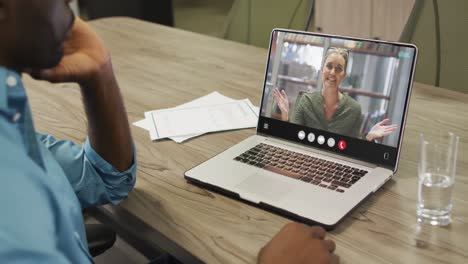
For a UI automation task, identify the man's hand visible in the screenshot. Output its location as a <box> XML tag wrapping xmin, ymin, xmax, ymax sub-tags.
<box><xmin>258</xmin><ymin>223</ymin><xmax>339</xmax><ymax>264</ymax></box>
<box><xmin>36</xmin><ymin>16</ymin><xmax>110</xmax><ymax>85</ymax></box>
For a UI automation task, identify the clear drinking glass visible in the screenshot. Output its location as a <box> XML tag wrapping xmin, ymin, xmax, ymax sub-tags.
<box><xmin>417</xmin><ymin>132</ymin><xmax>459</xmax><ymax>226</ymax></box>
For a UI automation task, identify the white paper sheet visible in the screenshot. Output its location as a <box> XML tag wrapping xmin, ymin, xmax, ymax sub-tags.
<box><xmin>133</xmin><ymin>92</ymin><xmax>259</xmax><ymax>143</ymax></box>
<box><xmin>133</xmin><ymin>118</ymin><xmax>152</xmax><ymax>131</ymax></box>
<box><xmin>145</xmin><ymin>99</ymin><xmax>258</xmax><ymax>140</ymax></box>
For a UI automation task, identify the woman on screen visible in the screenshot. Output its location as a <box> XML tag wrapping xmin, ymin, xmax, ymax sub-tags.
<box><xmin>273</xmin><ymin>47</ymin><xmax>397</xmax><ymax>141</ymax></box>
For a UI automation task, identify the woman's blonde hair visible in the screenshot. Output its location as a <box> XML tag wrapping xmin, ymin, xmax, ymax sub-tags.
<box><xmin>324</xmin><ymin>47</ymin><xmax>349</xmax><ymax>71</ymax></box>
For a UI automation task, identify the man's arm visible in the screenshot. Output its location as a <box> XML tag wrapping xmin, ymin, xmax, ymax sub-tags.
<box><xmin>80</xmin><ymin>60</ymin><xmax>133</xmax><ymax>172</ymax></box>
<box><xmin>37</xmin><ymin>17</ymin><xmax>133</xmax><ymax>172</ymax></box>
<box><xmin>37</xmin><ymin>133</ymin><xmax>136</xmax><ymax>207</ymax></box>
<box><xmin>32</xmin><ymin>17</ymin><xmax>136</xmax><ymax>207</ymax></box>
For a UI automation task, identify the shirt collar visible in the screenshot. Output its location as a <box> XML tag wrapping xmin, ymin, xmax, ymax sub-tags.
<box><xmin>0</xmin><ymin>66</ymin><xmax>22</xmax><ymax>110</ymax></box>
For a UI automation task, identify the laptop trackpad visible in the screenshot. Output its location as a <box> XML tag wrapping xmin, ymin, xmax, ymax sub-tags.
<box><xmin>235</xmin><ymin>173</ymin><xmax>293</xmax><ymax>203</ymax></box>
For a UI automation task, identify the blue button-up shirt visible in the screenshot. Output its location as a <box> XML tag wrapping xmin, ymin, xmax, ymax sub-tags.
<box><xmin>0</xmin><ymin>67</ymin><xmax>137</xmax><ymax>263</ymax></box>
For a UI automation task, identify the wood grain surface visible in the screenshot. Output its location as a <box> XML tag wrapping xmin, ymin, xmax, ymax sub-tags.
<box><xmin>23</xmin><ymin>17</ymin><xmax>468</xmax><ymax>264</ymax></box>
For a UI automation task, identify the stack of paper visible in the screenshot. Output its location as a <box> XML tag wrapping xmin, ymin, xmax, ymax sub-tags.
<box><xmin>134</xmin><ymin>92</ymin><xmax>259</xmax><ymax>143</ymax></box>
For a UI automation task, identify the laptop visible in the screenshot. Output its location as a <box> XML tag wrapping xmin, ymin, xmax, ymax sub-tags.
<box><xmin>185</xmin><ymin>29</ymin><xmax>417</xmax><ymax>229</ymax></box>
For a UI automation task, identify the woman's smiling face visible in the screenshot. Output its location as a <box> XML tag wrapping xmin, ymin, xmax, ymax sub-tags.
<box><xmin>322</xmin><ymin>53</ymin><xmax>346</xmax><ymax>90</ymax></box>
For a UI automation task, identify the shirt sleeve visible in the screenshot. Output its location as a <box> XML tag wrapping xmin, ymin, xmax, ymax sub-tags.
<box><xmin>37</xmin><ymin>133</ymin><xmax>137</xmax><ymax>208</ymax></box>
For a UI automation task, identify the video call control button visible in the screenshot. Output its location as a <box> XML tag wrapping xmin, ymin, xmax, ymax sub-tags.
<box><xmin>338</xmin><ymin>140</ymin><xmax>347</xmax><ymax>150</ymax></box>
<box><xmin>317</xmin><ymin>135</ymin><xmax>325</xmax><ymax>145</ymax></box>
<box><xmin>307</xmin><ymin>133</ymin><xmax>315</xmax><ymax>143</ymax></box>
<box><xmin>298</xmin><ymin>130</ymin><xmax>306</xmax><ymax>140</ymax></box>
<box><xmin>327</xmin><ymin>138</ymin><xmax>336</xmax><ymax>148</ymax></box>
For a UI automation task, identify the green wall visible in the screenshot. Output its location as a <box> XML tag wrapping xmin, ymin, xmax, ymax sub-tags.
<box><xmin>223</xmin><ymin>0</ymin><xmax>312</xmax><ymax>48</ymax></box>
<box><xmin>410</xmin><ymin>0</ymin><xmax>468</xmax><ymax>93</ymax></box>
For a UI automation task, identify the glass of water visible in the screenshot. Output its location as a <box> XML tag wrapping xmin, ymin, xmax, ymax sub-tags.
<box><xmin>417</xmin><ymin>132</ymin><xmax>459</xmax><ymax>226</ymax></box>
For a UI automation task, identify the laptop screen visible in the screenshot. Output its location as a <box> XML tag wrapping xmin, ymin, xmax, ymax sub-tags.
<box><xmin>257</xmin><ymin>30</ymin><xmax>417</xmax><ymax>169</ymax></box>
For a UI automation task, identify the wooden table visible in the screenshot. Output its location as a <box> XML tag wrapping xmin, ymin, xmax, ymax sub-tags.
<box><xmin>24</xmin><ymin>18</ymin><xmax>468</xmax><ymax>264</ymax></box>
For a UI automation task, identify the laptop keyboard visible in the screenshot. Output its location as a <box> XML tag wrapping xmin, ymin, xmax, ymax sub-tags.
<box><xmin>233</xmin><ymin>143</ymin><xmax>368</xmax><ymax>193</ymax></box>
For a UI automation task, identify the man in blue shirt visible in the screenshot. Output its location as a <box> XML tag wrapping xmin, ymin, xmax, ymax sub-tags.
<box><xmin>0</xmin><ymin>0</ymin><xmax>338</xmax><ymax>263</ymax></box>
<box><xmin>0</xmin><ymin>0</ymin><xmax>136</xmax><ymax>262</ymax></box>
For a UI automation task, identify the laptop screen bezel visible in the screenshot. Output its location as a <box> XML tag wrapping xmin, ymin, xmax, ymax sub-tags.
<box><xmin>256</xmin><ymin>29</ymin><xmax>418</xmax><ymax>171</ymax></box>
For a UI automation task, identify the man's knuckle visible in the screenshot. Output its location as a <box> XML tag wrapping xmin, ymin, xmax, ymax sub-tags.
<box><xmin>283</xmin><ymin>222</ymin><xmax>298</xmax><ymax>232</ymax></box>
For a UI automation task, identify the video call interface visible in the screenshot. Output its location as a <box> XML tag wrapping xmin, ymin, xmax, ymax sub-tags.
<box><xmin>260</xmin><ymin>31</ymin><xmax>416</xmax><ymax>149</ymax></box>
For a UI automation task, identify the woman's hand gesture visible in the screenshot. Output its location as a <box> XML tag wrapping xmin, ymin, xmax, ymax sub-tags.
<box><xmin>273</xmin><ymin>88</ymin><xmax>290</xmax><ymax>121</ymax></box>
<box><xmin>366</xmin><ymin>119</ymin><xmax>398</xmax><ymax>141</ymax></box>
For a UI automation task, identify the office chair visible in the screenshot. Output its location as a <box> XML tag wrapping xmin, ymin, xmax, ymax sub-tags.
<box><xmin>85</xmin><ymin>223</ymin><xmax>116</xmax><ymax>257</ymax></box>
<box><xmin>83</xmin><ymin>209</ymin><xmax>117</xmax><ymax>257</ymax></box>
<box><xmin>81</xmin><ymin>0</ymin><xmax>174</xmax><ymax>26</ymax></box>
<box><xmin>223</xmin><ymin>0</ymin><xmax>315</xmax><ymax>48</ymax></box>
<box><xmin>400</xmin><ymin>0</ymin><xmax>468</xmax><ymax>93</ymax></box>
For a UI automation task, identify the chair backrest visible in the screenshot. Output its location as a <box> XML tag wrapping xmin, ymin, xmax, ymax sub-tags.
<box><xmin>82</xmin><ymin>0</ymin><xmax>174</xmax><ymax>26</ymax></box>
<box><xmin>223</xmin><ymin>0</ymin><xmax>313</xmax><ymax>48</ymax></box>
<box><xmin>400</xmin><ymin>0</ymin><xmax>468</xmax><ymax>93</ymax></box>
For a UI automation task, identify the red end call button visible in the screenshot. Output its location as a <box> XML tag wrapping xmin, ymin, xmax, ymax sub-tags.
<box><xmin>338</xmin><ymin>140</ymin><xmax>347</xmax><ymax>150</ymax></box>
